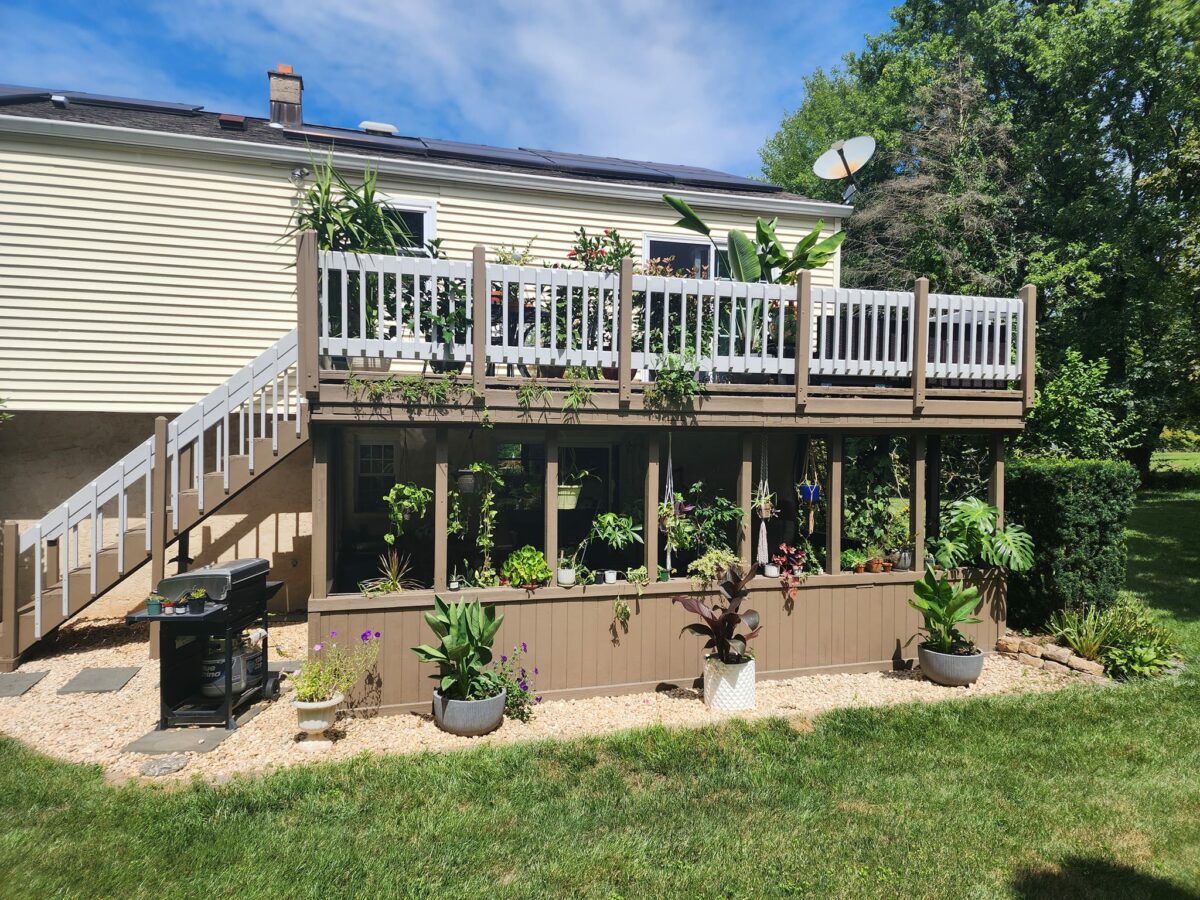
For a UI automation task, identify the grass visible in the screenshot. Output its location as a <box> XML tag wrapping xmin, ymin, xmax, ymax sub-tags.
<box><xmin>2</xmin><ymin>458</ymin><xmax>1200</xmax><ymax>898</ymax></box>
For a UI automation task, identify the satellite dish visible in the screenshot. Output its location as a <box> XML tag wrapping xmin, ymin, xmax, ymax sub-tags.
<box><xmin>813</xmin><ymin>135</ymin><xmax>876</xmax><ymax>201</ymax></box>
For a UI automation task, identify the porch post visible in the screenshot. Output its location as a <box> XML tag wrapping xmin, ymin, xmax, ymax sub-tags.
<box><xmin>433</xmin><ymin>426</ymin><xmax>448</xmax><ymax>591</ymax></box>
<box><xmin>618</xmin><ymin>257</ymin><xmax>633</xmax><ymax>405</ymax></box>
<box><xmin>989</xmin><ymin>434</ymin><xmax>1006</xmax><ymax>528</ymax></box>
<box><xmin>738</xmin><ymin>434</ymin><xmax>754</xmax><ymax>570</ymax></box>
<box><xmin>795</xmin><ymin>270</ymin><xmax>812</xmax><ymax>410</ymax></box>
<box><xmin>311</xmin><ymin>425</ymin><xmax>329</xmax><ymax>600</ymax></box>
<box><xmin>910</xmin><ymin>434</ymin><xmax>927</xmax><ymax>572</ymax></box>
<box><xmin>2</xmin><ymin>521</ymin><xmax>18</xmax><ymax>671</ymax></box>
<box><xmin>1021</xmin><ymin>284</ymin><xmax>1037</xmax><ymax>412</ymax></box>
<box><xmin>644</xmin><ymin>433</ymin><xmax>660</xmax><ymax>576</ymax></box>
<box><xmin>827</xmin><ymin>432</ymin><xmax>843</xmax><ymax>573</ymax></box>
<box><xmin>926</xmin><ymin>434</ymin><xmax>942</xmax><ymax>541</ymax></box>
<box><xmin>472</xmin><ymin>245</ymin><xmax>488</xmax><ymax>395</ymax></box>
<box><xmin>296</xmin><ymin>230</ymin><xmax>320</xmax><ymax>401</ymax></box>
<box><xmin>149</xmin><ymin>415</ymin><xmax>168</xmax><ymax>660</ymax></box>
<box><xmin>913</xmin><ymin>277</ymin><xmax>930</xmax><ymax>414</ymax></box>
<box><xmin>544</xmin><ymin>430</ymin><xmax>559</xmax><ymax>571</ymax></box>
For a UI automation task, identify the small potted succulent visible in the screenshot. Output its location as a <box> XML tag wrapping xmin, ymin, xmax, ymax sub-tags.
<box><xmin>500</xmin><ymin>545</ymin><xmax>553</xmax><ymax>591</ymax></box>
<box><xmin>186</xmin><ymin>587</ymin><xmax>208</xmax><ymax>616</ymax></box>
<box><xmin>909</xmin><ymin>566</ymin><xmax>984</xmax><ymax>686</ymax></box>
<box><xmin>752</xmin><ymin>487</ymin><xmax>776</xmax><ymax>520</ymax></box>
<box><xmin>413</xmin><ymin>597</ymin><xmax>507</xmax><ymax>736</ymax></box>
<box><xmin>841</xmin><ymin>548</ymin><xmax>867</xmax><ymax>573</ymax></box>
<box><xmin>145</xmin><ymin>592</ymin><xmax>165</xmax><ymax>616</ymax></box>
<box><xmin>673</xmin><ymin>565</ymin><xmax>760</xmax><ymax>711</ymax></box>
<box><xmin>448</xmin><ymin>569</ymin><xmax>462</xmax><ymax>592</ymax></box>
<box><xmin>163</xmin><ymin>598</ymin><xmax>177</xmax><ymax>616</ymax></box>
<box><xmin>291</xmin><ymin>628</ymin><xmax>381</xmax><ymax>741</ymax></box>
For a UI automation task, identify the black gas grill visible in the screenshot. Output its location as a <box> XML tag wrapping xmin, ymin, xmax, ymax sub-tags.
<box><xmin>127</xmin><ymin>558</ymin><xmax>283</xmax><ymax>730</ymax></box>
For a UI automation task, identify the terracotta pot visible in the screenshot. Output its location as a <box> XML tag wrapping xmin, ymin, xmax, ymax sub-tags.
<box><xmin>854</xmin><ymin>564</ymin><xmax>865</xmax><ymax>574</ymax></box>
<box><xmin>882</xmin><ymin>561</ymin><xmax>894</xmax><ymax>572</ymax></box>
<box><xmin>865</xmin><ymin>559</ymin><xmax>884</xmax><ymax>574</ymax></box>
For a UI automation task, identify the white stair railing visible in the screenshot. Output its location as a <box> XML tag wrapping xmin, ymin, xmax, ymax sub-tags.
<box><xmin>16</xmin><ymin>329</ymin><xmax>302</xmax><ymax>640</ymax></box>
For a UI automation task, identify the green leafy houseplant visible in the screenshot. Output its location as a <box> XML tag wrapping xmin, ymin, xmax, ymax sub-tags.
<box><xmin>590</xmin><ymin>512</ymin><xmax>644</xmax><ymax>552</ymax></box>
<box><xmin>382</xmin><ymin>482</ymin><xmax>434</xmax><ymax>545</ymax></box>
<box><xmin>931</xmin><ymin>498</ymin><xmax>1034</xmax><ymax>572</ymax></box>
<box><xmin>673</xmin><ymin>565</ymin><xmax>761</xmax><ymax>664</ymax></box>
<box><xmin>293</xmin><ymin>629</ymin><xmax>382</xmax><ymax>703</ymax></box>
<box><xmin>501</xmin><ymin>545</ymin><xmax>553</xmax><ymax>589</ymax></box>
<box><xmin>412</xmin><ymin>598</ymin><xmax>504</xmax><ymax>701</ymax></box>
<box><xmin>359</xmin><ymin>550</ymin><xmax>420</xmax><ymax>596</ymax></box>
<box><xmin>909</xmin><ymin>566</ymin><xmax>981</xmax><ymax>655</ymax></box>
<box><xmin>687</xmin><ymin>547</ymin><xmax>740</xmax><ymax>585</ymax></box>
<box><xmin>644</xmin><ymin>351</ymin><xmax>703</xmax><ymax>410</ymax></box>
<box><xmin>625</xmin><ymin>565</ymin><xmax>650</xmax><ymax>597</ymax></box>
<box><xmin>841</xmin><ymin>548</ymin><xmax>867</xmax><ymax>571</ymax></box>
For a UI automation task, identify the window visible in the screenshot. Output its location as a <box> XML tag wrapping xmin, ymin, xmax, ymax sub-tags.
<box><xmin>644</xmin><ymin>235</ymin><xmax>729</xmax><ymax>277</ymax></box>
<box><xmin>383</xmin><ymin>197</ymin><xmax>438</xmax><ymax>255</ymax></box>
<box><xmin>356</xmin><ymin>442</ymin><xmax>395</xmax><ymax>512</ymax></box>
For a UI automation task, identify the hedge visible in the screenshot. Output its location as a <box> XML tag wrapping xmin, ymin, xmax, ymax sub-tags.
<box><xmin>1005</xmin><ymin>457</ymin><xmax>1139</xmax><ymax>629</ymax></box>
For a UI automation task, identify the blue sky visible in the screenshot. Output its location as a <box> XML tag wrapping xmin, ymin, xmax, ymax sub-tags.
<box><xmin>0</xmin><ymin>0</ymin><xmax>896</xmax><ymax>176</ymax></box>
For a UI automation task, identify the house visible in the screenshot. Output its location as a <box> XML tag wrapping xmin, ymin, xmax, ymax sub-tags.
<box><xmin>0</xmin><ymin>68</ymin><xmax>1034</xmax><ymax>711</ymax></box>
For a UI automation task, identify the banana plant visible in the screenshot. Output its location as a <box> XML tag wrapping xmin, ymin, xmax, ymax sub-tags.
<box><xmin>412</xmin><ymin>597</ymin><xmax>504</xmax><ymax>700</ymax></box>
<box><xmin>662</xmin><ymin>193</ymin><xmax>847</xmax><ymax>284</ymax></box>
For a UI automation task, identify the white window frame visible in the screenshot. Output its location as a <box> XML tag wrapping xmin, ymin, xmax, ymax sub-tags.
<box><xmin>353</xmin><ymin>438</ymin><xmax>396</xmax><ymax>515</ymax></box>
<box><xmin>642</xmin><ymin>232</ymin><xmax>726</xmax><ymax>277</ymax></box>
<box><xmin>382</xmin><ymin>195</ymin><xmax>438</xmax><ymax>252</ymax></box>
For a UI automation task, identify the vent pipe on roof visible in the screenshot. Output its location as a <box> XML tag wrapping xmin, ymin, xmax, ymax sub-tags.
<box><xmin>268</xmin><ymin>64</ymin><xmax>302</xmax><ymax>127</ymax></box>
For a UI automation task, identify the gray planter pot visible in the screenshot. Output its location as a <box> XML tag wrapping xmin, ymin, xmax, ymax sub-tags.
<box><xmin>918</xmin><ymin>644</ymin><xmax>984</xmax><ymax>686</ymax></box>
<box><xmin>432</xmin><ymin>689</ymin><xmax>507</xmax><ymax>736</ymax></box>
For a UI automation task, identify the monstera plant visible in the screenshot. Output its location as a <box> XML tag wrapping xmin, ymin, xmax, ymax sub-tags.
<box><xmin>674</xmin><ymin>565</ymin><xmax>762</xmax><ymax>711</ymax></box>
<box><xmin>662</xmin><ymin>193</ymin><xmax>846</xmax><ymax>284</ymax></box>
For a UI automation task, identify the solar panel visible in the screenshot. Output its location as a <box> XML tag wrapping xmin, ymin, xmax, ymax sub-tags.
<box><xmin>654</xmin><ymin>163</ymin><xmax>781</xmax><ymax>193</ymax></box>
<box><xmin>283</xmin><ymin>126</ymin><xmax>427</xmax><ymax>154</ymax></box>
<box><xmin>63</xmin><ymin>91</ymin><xmax>203</xmax><ymax>115</ymax></box>
<box><xmin>420</xmin><ymin>139</ymin><xmax>558</xmax><ymax>169</ymax></box>
<box><xmin>0</xmin><ymin>84</ymin><xmax>51</xmax><ymax>105</ymax></box>
<box><xmin>521</xmin><ymin>148</ymin><xmax>674</xmax><ymax>182</ymax></box>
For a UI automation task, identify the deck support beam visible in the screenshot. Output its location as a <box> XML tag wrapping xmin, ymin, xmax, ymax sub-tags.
<box><xmin>989</xmin><ymin>433</ymin><xmax>1006</xmax><ymax>528</ymax></box>
<box><xmin>910</xmin><ymin>434</ymin><xmax>927</xmax><ymax>572</ymax></box>
<box><xmin>826</xmin><ymin>433</ymin><xmax>843</xmax><ymax>573</ymax></box>
<box><xmin>1021</xmin><ymin>284</ymin><xmax>1037</xmax><ymax>411</ymax></box>
<box><xmin>644</xmin><ymin>433</ymin><xmax>660</xmax><ymax>577</ymax></box>
<box><xmin>296</xmin><ymin>230</ymin><xmax>319</xmax><ymax>401</ymax></box>
<box><xmin>1</xmin><ymin>521</ymin><xmax>18</xmax><ymax>672</ymax></box>
<box><xmin>913</xmin><ymin>277</ymin><xmax>930</xmax><ymax>414</ymax></box>
<box><xmin>433</xmin><ymin>426</ymin><xmax>449</xmax><ymax>591</ymax></box>
<box><xmin>795</xmin><ymin>271</ymin><xmax>812</xmax><ymax>410</ymax></box>
<box><xmin>738</xmin><ymin>434</ymin><xmax>754</xmax><ymax>570</ymax></box>
<box><xmin>311</xmin><ymin>425</ymin><xmax>329</xmax><ymax>601</ymax></box>
<box><xmin>544</xmin><ymin>430</ymin><xmax>559</xmax><ymax>572</ymax></box>
<box><xmin>926</xmin><ymin>434</ymin><xmax>942</xmax><ymax>541</ymax></box>
<box><xmin>472</xmin><ymin>245</ymin><xmax>488</xmax><ymax>395</ymax></box>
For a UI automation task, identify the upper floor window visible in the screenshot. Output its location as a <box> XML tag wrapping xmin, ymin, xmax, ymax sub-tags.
<box><xmin>383</xmin><ymin>197</ymin><xmax>438</xmax><ymax>255</ymax></box>
<box><xmin>644</xmin><ymin>234</ymin><xmax>729</xmax><ymax>278</ymax></box>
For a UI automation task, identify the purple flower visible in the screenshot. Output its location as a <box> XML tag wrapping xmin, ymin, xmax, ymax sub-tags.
<box><xmin>330</xmin><ymin>631</ymin><xmax>337</xmax><ymax>638</ymax></box>
<box><xmin>520</xmin><ymin>668</ymin><xmax>526</xmax><ymax>678</ymax></box>
<box><xmin>535</xmin><ymin>696</ymin><xmax>542</xmax><ymax>703</ymax></box>
<box><xmin>313</xmin><ymin>643</ymin><xmax>324</xmax><ymax>652</ymax></box>
<box><xmin>501</xmin><ymin>655</ymin><xmax>508</xmax><ymax>663</ymax></box>
<box><xmin>533</xmin><ymin>667</ymin><xmax>539</xmax><ymax>675</ymax></box>
<box><xmin>374</xmin><ymin>631</ymin><xmax>381</xmax><ymax>638</ymax></box>
<box><xmin>519</xmin><ymin>681</ymin><xmax>528</xmax><ymax>691</ymax></box>
<box><xmin>521</xmin><ymin>641</ymin><xmax>528</xmax><ymax>653</ymax></box>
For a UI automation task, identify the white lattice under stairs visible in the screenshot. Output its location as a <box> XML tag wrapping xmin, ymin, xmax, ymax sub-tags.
<box><xmin>1</xmin><ymin>330</ymin><xmax>307</xmax><ymax>666</ymax></box>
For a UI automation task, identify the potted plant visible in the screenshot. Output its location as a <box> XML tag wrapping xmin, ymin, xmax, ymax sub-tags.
<box><xmin>673</xmin><ymin>565</ymin><xmax>760</xmax><ymax>711</ymax></box>
<box><xmin>752</xmin><ymin>486</ymin><xmax>776</xmax><ymax>520</ymax></box>
<box><xmin>145</xmin><ymin>592</ymin><xmax>165</xmax><ymax>616</ymax></box>
<box><xmin>424</xmin><ymin>304</ymin><xmax>470</xmax><ymax>374</ymax></box>
<box><xmin>291</xmin><ymin>628</ymin><xmax>381</xmax><ymax>741</ymax></box>
<box><xmin>771</xmin><ymin>542</ymin><xmax>820</xmax><ymax>602</ymax></box>
<box><xmin>186</xmin><ymin>587</ymin><xmax>208</xmax><ymax>616</ymax></box>
<box><xmin>412</xmin><ymin>597</ymin><xmax>507</xmax><ymax>736</ymax></box>
<box><xmin>909</xmin><ymin>566</ymin><xmax>984</xmax><ymax>686</ymax></box>
<box><xmin>382</xmin><ymin>481</ymin><xmax>434</xmax><ymax>546</ymax></box>
<box><xmin>626</xmin><ymin>565</ymin><xmax>650</xmax><ymax>596</ymax></box>
<box><xmin>455</xmin><ymin>467</ymin><xmax>478</xmax><ymax>494</ymax></box>
<box><xmin>557</xmin><ymin>465</ymin><xmax>593</xmax><ymax>510</ymax></box>
<box><xmin>501</xmin><ymin>545</ymin><xmax>553</xmax><ymax>590</ymax></box>
<box><xmin>588</xmin><ymin>512</ymin><xmax>643</xmax><ymax>583</ymax></box>
<box><xmin>163</xmin><ymin>598</ymin><xmax>176</xmax><ymax>616</ymax></box>
<box><xmin>841</xmin><ymin>548</ymin><xmax>867</xmax><ymax>573</ymax></box>
<box><xmin>864</xmin><ymin>545</ymin><xmax>885</xmax><ymax>574</ymax></box>
<box><xmin>797</xmin><ymin>479</ymin><xmax>821</xmax><ymax>505</ymax></box>
<box><xmin>686</xmin><ymin>546</ymin><xmax>739</xmax><ymax>586</ymax></box>
<box><xmin>763</xmin><ymin>560</ymin><xmax>781</xmax><ymax>578</ymax></box>
<box><xmin>556</xmin><ymin>550</ymin><xmax>578</xmax><ymax>586</ymax></box>
<box><xmin>449</xmin><ymin>569</ymin><xmax>462</xmax><ymax>592</ymax></box>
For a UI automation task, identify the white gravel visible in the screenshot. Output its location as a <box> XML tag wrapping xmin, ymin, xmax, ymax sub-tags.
<box><xmin>1</xmin><ymin>613</ymin><xmax>1078</xmax><ymax>784</ymax></box>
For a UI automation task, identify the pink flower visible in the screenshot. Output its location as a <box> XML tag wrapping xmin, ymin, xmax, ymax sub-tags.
<box><xmin>313</xmin><ymin>643</ymin><xmax>324</xmax><ymax>652</ymax></box>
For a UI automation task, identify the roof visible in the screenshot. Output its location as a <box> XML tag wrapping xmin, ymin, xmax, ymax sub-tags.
<box><xmin>0</xmin><ymin>83</ymin><xmax>826</xmax><ymax>204</ymax></box>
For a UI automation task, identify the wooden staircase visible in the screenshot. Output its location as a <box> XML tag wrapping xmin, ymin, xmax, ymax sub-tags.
<box><xmin>1</xmin><ymin>330</ymin><xmax>306</xmax><ymax>670</ymax></box>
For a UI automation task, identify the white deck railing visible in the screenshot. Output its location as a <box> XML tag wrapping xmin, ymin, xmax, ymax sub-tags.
<box><xmin>317</xmin><ymin>252</ymin><xmax>1024</xmax><ymax>384</ymax></box>
<box><xmin>16</xmin><ymin>330</ymin><xmax>302</xmax><ymax>639</ymax></box>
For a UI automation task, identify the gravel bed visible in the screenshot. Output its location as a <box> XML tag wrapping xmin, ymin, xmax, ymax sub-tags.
<box><xmin>1</xmin><ymin>617</ymin><xmax>1077</xmax><ymax>785</ymax></box>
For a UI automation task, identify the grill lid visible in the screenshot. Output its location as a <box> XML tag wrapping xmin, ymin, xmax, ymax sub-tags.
<box><xmin>155</xmin><ymin>558</ymin><xmax>269</xmax><ymax>603</ymax></box>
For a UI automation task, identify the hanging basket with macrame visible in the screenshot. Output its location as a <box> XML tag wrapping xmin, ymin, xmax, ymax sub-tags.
<box><xmin>797</xmin><ymin>447</ymin><xmax>821</xmax><ymax>536</ymax></box>
<box><xmin>754</xmin><ymin>437</ymin><xmax>776</xmax><ymax>566</ymax></box>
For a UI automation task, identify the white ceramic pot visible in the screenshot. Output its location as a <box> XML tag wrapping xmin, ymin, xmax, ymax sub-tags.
<box><xmin>557</xmin><ymin>567</ymin><xmax>577</xmax><ymax>587</ymax></box>
<box><xmin>604</xmin><ymin>570</ymin><xmax>618</xmax><ymax>584</ymax></box>
<box><xmin>292</xmin><ymin>691</ymin><xmax>343</xmax><ymax>739</ymax></box>
<box><xmin>448</xmin><ymin>581</ymin><xmax>461</xmax><ymax>591</ymax></box>
<box><xmin>557</xmin><ymin>484</ymin><xmax>583</xmax><ymax>510</ymax></box>
<box><xmin>703</xmin><ymin>655</ymin><xmax>756</xmax><ymax>711</ymax></box>
<box><xmin>763</xmin><ymin>564</ymin><xmax>781</xmax><ymax>578</ymax></box>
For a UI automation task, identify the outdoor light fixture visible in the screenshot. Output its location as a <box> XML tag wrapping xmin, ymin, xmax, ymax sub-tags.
<box><xmin>289</xmin><ymin>166</ymin><xmax>311</xmax><ymax>185</ymax></box>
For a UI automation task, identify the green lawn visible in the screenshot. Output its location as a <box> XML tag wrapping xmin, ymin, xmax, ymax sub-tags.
<box><xmin>2</xmin><ymin>461</ymin><xmax>1199</xmax><ymax>898</ymax></box>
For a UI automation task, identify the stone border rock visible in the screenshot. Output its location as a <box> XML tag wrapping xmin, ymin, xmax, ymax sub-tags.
<box><xmin>995</xmin><ymin>633</ymin><xmax>1108</xmax><ymax>683</ymax></box>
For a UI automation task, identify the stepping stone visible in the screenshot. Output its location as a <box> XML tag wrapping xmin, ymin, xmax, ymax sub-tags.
<box><xmin>141</xmin><ymin>755</ymin><xmax>188</xmax><ymax>777</ymax></box>
<box><xmin>269</xmin><ymin>659</ymin><xmax>301</xmax><ymax>674</ymax></box>
<box><xmin>0</xmin><ymin>671</ymin><xmax>48</xmax><ymax>698</ymax></box>
<box><xmin>122</xmin><ymin>704</ymin><xmax>264</xmax><ymax>755</ymax></box>
<box><xmin>58</xmin><ymin>666</ymin><xmax>141</xmax><ymax>695</ymax></box>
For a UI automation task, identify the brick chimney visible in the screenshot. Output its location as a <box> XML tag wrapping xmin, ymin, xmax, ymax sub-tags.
<box><xmin>268</xmin><ymin>64</ymin><xmax>303</xmax><ymax>127</ymax></box>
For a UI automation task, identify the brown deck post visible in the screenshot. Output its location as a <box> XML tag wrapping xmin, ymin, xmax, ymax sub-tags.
<box><xmin>827</xmin><ymin>433</ymin><xmax>843</xmax><ymax>573</ymax></box>
<box><xmin>910</xmin><ymin>434</ymin><xmax>927</xmax><ymax>572</ymax></box>
<box><xmin>296</xmin><ymin>229</ymin><xmax>320</xmax><ymax>401</ymax></box>
<box><xmin>989</xmin><ymin>433</ymin><xmax>1006</xmax><ymax>528</ymax></box>
<box><xmin>1021</xmin><ymin>284</ymin><xmax>1037</xmax><ymax>411</ymax></box>
<box><xmin>311</xmin><ymin>425</ymin><xmax>328</xmax><ymax>600</ymax></box>
<box><xmin>795</xmin><ymin>270</ymin><xmax>812</xmax><ymax>410</ymax></box>
<box><xmin>433</xmin><ymin>426</ymin><xmax>448</xmax><ymax>590</ymax></box>
<box><xmin>927</xmin><ymin>434</ymin><xmax>942</xmax><ymax>540</ymax></box>
<box><xmin>618</xmin><ymin>257</ymin><xmax>633</xmax><ymax>405</ymax></box>
<box><xmin>544</xmin><ymin>430</ymin><xmax>559</xmax><ymax>571</ymax></box>
<box><xmin>472</xmin><ymin>245</ymin><xmax>488</xmax><ymax>395</ymax></box>
<box><xmin>913</xmin><ymin>277</ymin><xmax>930</xmax><ymax>413</ymax></box>
<box><xmin>2</xmin><ymin>521</ymin><xmax>18</xmax><ymax>671</ymax></box>
<box><xmin>738</xmin><ymin>434</ymin><xmax>754</xmax><ymax>570</ymax></box>
<box><xmin>644</xmin><ymin>433</ymin><xmax>660</xmax><ymax>576</ymax></box>
<box><xmin>149</xmin><ymin>415</ymin><xmax>168</xmax><ymax>659</ymax></box>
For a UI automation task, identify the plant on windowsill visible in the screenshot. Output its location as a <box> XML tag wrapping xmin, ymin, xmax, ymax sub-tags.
<box><xmin>589</xmin><ymin>512</ymin><xmax>643</xmax><ymax>583</ymax></box>
<box><xmin>625</xmin><ymin>565</ymin><xmax>650</xmax><ymax>596</ymax></box>
<box><xmin>771</xmin><ymin>541</ymin><xmax>822</xmax><ymax>603</ymax></box>
<box><xmin>144</xmin><ymin>592</ymin><xmax>166</xmax><ymax>617</ymax></box>
<box><xmin>841</xmin><ymin>548</ymin><xmax>868</xmax><ymax>573</ymax></box>
<box><xmin>687</xmin><ymin>546</ymin><xmax>740</xmax><ymax>587</ymax></box>
<box><xmin>501</xmin><ymin>545</ymin><xmax>553</xmax><ymax>591</ymax></box>
<box><xmin>909</xmin><ymin>566</ymin><xmax>984</xmax><ymax>686</ymax></box>
<box><xmin>412</xmin><ymin>597</ymin><xmax>508</xmax><ymax>736</ymax></box>
<box><xmin>292</xmin><ymin>628</ymin><xmax>381</xmax><ymax>740</ymax></box>
<box><xmin>382</xmin><ymin>482</ymin><xmax>434</xmax><ymax>546</ymax></box>
<box><xmin>359</xmin><ymin>550</ymin><xmax>421</xmax><ymax>596</ymax></box>
<box><xmin>673</xmin><ymin>565</ymin><xmax>761</xmax><ymax>711</ymax></box>
<box><xmin>185</xmin><ymin>587</ymin><xmax>208</xmax><ymax>616</ymax></box>
<box><xmin>864</xmin><ymin>544</ymin><xmax>886</xmax><ymax>574</ymax></box>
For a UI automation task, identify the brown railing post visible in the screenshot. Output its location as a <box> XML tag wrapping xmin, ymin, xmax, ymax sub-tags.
<box><xmin>1</xmin><ymin>521</ymin><xmax>18</xmax><ymax>671</ymax></box>
<box><xmin>794</xmin><ymin>270</ymin><xmax>812</xmax><ymax>410</ymax></box>
<box><xmin>1021</xmin><ymin>284</ymin><xmax>1037</xmax><ymax>411</ymax></box>
<box><xmin>149</xmin><ymin>415</ymin><xmax>168</xmax><ymax>660</ymax></box>
<box><xmin>910</xmin><ymin>434</ymin><xmax>926</xmax><ymax>572</ymax></box>
<box><xmin>618</xmin><ymin>257</ymin><xmax>633</xmax><ymax>405</ymax></box>
<box><xmin>827</xmin><ymin>433</ymin><xmax>843</xmax><ymax>573</ymax></box>
<box><xmin>738</xmin><ymin>434</ymin><xmax>753</xmax><ymax>570</ymax></box>
<box><xmin>913</xmin><ymin>277</ymin><xmax>930</xmax><ymax>414</ymax></box>
<box><xmin>433</xmin><ymin>426</ymin><xmax>449</xmax><ymax>591</ymax></box>
<box><xmin>644</xmin><ymin>433</ymin><xmax>660</xmax><ymax>576</ymax></box>
<box><xmin>544</xmin><ymin>430</ymin><xmax>559</xmax><ymax>572</ymax></box>
<box><xmin>472</xmin><ymin>245</ymin><xmax>488</xmax><ymax>395</ymax></box>
<box><xmin>296</xmin><ymin>230</ymin><xmax>320</xmax><ymax>401</ymax></box>
<box><xmin>311</xmin><ymin>425</ymin><xmax>329</xmax><ymax>601</ymax></box>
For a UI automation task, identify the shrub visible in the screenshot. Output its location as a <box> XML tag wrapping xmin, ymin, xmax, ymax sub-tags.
<box><xmin>1159</xmin><ymin>426</ymin><xmax>1200</xmax><ymax>452</ymax></box>
<box><xmin>1102</xmin><ymin>593</ymin><xmax>1176</xmax><ymax>679</ymax></box>
<box><xmin>1005</xmin><ymin>457</ymin><xmax>1139</xmax><ymax>628</ymax></box>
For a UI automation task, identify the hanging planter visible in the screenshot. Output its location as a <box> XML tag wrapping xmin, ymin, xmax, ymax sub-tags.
<box><xmin>798</xmin><ymin>482</ymin><xmax>821</xmax><ymax>505</ymax></box>
<box><xmin>455</xmin><ymin>468</ymin><xmax>478</xmax><ymax>494</ymax></box>
<box><xmin>557</xmin><ymin>483</ymin><xmax>583</xmax><ymax>510</ymax></box>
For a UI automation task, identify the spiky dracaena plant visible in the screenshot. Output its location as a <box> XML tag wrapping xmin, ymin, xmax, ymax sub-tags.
<box><xmin>673</xmin><ymin>565</ymin><xmax>761</xmax><ymax>664</ymax></box>
<box><xmin>411</xmin><ymin>597</ymin><xmax>505</xmax><ymax>700</ymax></box>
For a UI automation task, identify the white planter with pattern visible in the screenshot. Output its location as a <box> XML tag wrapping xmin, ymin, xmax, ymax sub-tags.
<box><xmin>703</xmin><ymin>655</ymin><xmax>756</xmax><ymax>711</ymax></box>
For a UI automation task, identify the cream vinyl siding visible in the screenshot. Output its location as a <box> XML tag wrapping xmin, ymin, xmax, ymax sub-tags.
<box><xmin>0</xmin><ymin>129</ymin><xmax>840</xmax><ymax>413</ymax></box>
